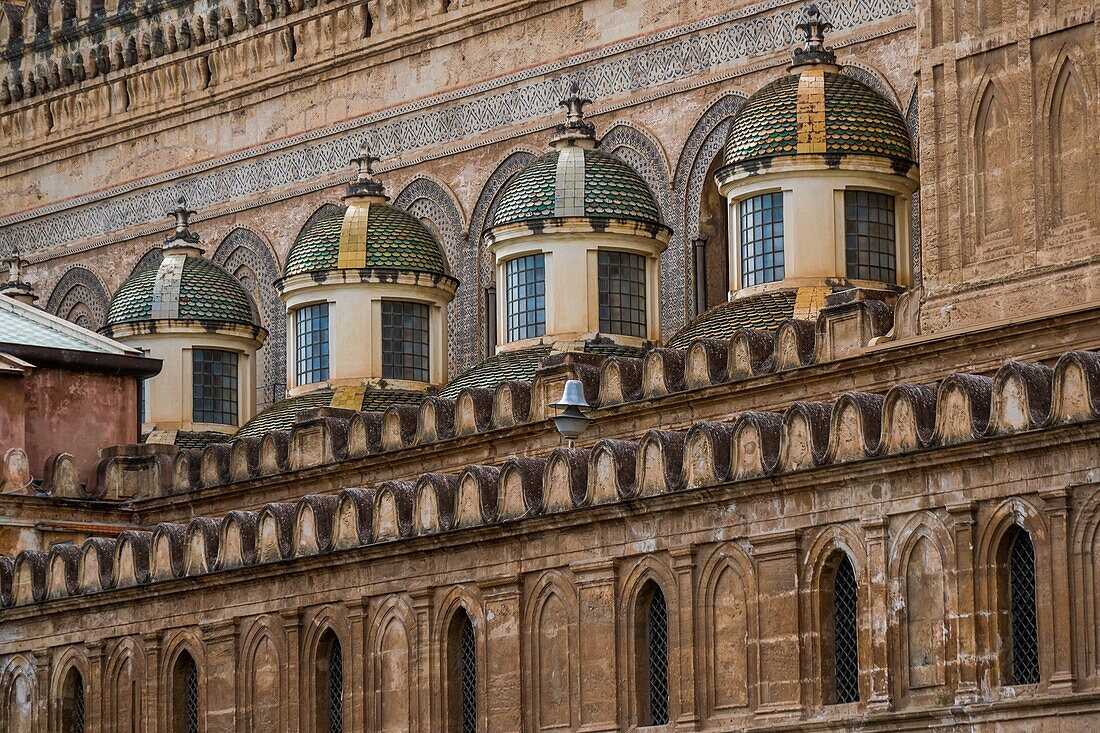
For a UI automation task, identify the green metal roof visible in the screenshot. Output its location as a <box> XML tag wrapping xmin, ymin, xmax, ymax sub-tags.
<box><xmin>666</xmin><ymin>290</ymin><xmax>798</xmax><ymax>347</ymax></box>
<box><xmin>235</xmin><ymin>387</ymin><xmax>425</xmax><ymax>438</ymax></box>
<box><xmin>490</xmin><ymin>148</ymin><xmax>661</xmax><ymax>228</ymax></box>
<box><xmin>0</xmin><ymin>302</ymin><xmax>114</xmax><ymax>353</ymax></box>
<box><xmin>283</xmin><ymin>202</ymin><xmax>448</xmax><ymax>278</ymax></box>
<box><xmin>439</xmin><ymin>340</ymin><xmax>647</xmax><ymax>398</ymax></box>
<box><xmin>724</xmin><ymin>71</ymin><xmax>912</xmax><ymax>167</ymax></box>
<box><xmin>106</xmin><ymin>254</ymin><xmax>259</xmax><ymax>328</ymax></box>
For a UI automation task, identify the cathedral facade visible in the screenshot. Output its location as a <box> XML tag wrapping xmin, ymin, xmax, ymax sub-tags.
<box><xmin>1</xmin><ymin>0</ymin><xmax>1099</xmax><ymax>730</ymax></box>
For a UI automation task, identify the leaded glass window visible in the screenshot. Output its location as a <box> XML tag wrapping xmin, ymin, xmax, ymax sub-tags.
<box><xmin>598</xmin><ymin>251</ymin><xmax>647</xmax><ymax>337</ymax></box>
<box><xmin>192</xmin><ymin>349</ymin><xmax>239</xmax><ymax>425</ymax></box>
<box><xmin>381</xmin><ymin>300</ymin><xmax>431</xmax><ymax>382</ymax></box>
<box><xmin>830</xmin><ymin>555</ymin><xmax>860</xmax><ymax>704</ymax></box>
<box><xmin>844</xmin><ymin>190</ymin><xmax>897</xmax><ymax>283</ymax></box>
<box><xmin>505</xmin><ymin>254</ymin><xmax>545</xmax><ymax>342</ymax></box>
<box><xmin>295</xmin><ymin>303</ymin><xmax>330</xmax><ymax>385</ymax></box>
<box><xmin>739</xmin><ymin>192</ymin><xmax>785</xmax><ymax>287</ymax></box>
<box><xmin>644</xmin><ymin>585</ymin><xmax>670</xmax><ymax>725</ymax></box>
<box><xmin>1007</xmin><ymin>530</ymin><xmax>1039</xmax><ymax>686</ymax></box>
<box><xmin>449</xmin><ymin>610</ymin><xmax>477</xmax><ymax>733</ymax></box>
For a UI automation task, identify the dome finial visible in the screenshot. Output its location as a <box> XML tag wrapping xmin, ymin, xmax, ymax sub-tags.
<box><xmin>0</xmin><ymin>245</ymin><xmax>37</xmax><ymax>305</ymax></box>
<box><xmin>345</xmin><ymin>142</ymin><xmax>388</xmax><ymax>201</ymax></box>
<box><xmin>165</xmin><ymin>196</ymin><xmax>200</xmax><ymax>247</ymax></box>
<box><xmin>792</xmin><ymin>4</ymin><xmax>836</xmax><ymax>67</ymax></box>
<box><xmin>551</xmin><ymin>80</ymin><xmax>596</xmax><ymax>148</ymax></box>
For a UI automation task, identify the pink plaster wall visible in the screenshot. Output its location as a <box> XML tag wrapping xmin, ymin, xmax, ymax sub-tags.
<box><xmin>21</xmin><ymin>368</ymin><xmax>139</xmax><ymax>483</ymax></box>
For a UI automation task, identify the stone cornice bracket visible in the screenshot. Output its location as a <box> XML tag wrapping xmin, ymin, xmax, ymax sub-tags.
<box><xmin>550</xmin><ymin>81</ymin><xmax>596</xmax><ymax>149</ymax></box>
<box><xmin>792</xmin><ymin>3</ymin><xmax>837</xmax><ymax>67</ymax></box>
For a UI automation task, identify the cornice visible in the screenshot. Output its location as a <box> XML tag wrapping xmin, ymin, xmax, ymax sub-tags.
<box><xmin>0</xmin><ymin>0</ymin><xmax>916</xmax><ymax>261</ymax></box>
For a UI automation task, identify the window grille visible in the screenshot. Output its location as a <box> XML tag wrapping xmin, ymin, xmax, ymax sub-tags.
<box><xmin>328</xmin><ymin>639</ymin><xmax>344</xmax><ymax>733</ymax></box>
<box><xmin>458</xmin><ymin>615</ymin><xmax>477</xmax><ymax>733</ymax></box>
<box><xmin>844</xmin><ymin>190</ymin><xmax>896</xmax><ymax>283</ymax></box>
<box><xmin>646</xmin><ymin>586</ymin><xmax>670</xmax><ymax>725</ymax></box>
<box><xmin>832</xmin><ymin>555</ymin><xmax>860</xmax><ymax>704</ymax></box>
<box><xmin>1008</xmin><ymin>531</ymin><xmax>1040</xmax><ymax>685</ymax></box>
<box><xmin>73</xmin><ymin>681</ymin><xmax>85</xmax><ymax>733</ymax></box>
<box><xmin>192</xmin><ymin>349</ymin><xmax>239</xmax><ymax>425</ymax></box>
<box><xmin>598</xmin><ymin>251</ymin><xmax>647</xmax><ymax>337</ymax></box>
<box><xmin>295</xmin><ymin>303</ymin><xmax>330</xmax><ymax>385</ymax></box>
<box><xmin>381</xmin><ymin>300</ymin><xmax>431</xmax><ymax>382</ymax></box>
<box><xmin>505</xmin><ymin>254</ymin><xmax>546</xmax><ymax>342</ymax></box>
<box><xmin>183</xmin><ymin>655</ymin><xmax>199</xmax><ymax>733</ymax></box>
<box><xmin>739</xmin><ymin>192</ymin><xmax>785</xmax><ymax>287</ymax></box>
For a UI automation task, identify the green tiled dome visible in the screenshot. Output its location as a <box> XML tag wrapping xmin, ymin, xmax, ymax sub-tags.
<box><xmin>724</xmin><ymin>71</ymin><xmax>912</xmax><ymax>168</ymax></box>
<box><xmin>491</xmin><ymin>149</ymin><xmax>661</xmax><ymax>228</ymax></box>
<box><xmin>666</xmin><ymin>290</ymin><xmax>798</xmax><ymax>348</ymax></box>
<box><xmin>235</xmin><ymin>387</ymin><xmax>425</xmax><ymax>438</ymax></box>
<box><xmin>439</xmin><ymin>340</ymin><xmax>647</xmax><ymax>398</ymax></box>
<box><xmin>284</xmin><ymin>203</ymin><xmax>448</xmax><ymax>278</ymax></box>
<box><xmin>106</xmin><ymin>253</ymin><xmax>259</xmax><ymax>328</ymax></box>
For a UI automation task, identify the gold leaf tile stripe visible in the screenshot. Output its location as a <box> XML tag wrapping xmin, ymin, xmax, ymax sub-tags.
<box><xmin>796</xmin><ymin>70</ymin><xmax>827</xmax><ymax>154</ymax></box>
<box><xmin>330</xmin><ymin>386</ymin><xmax>368</xmax><ymax>410</ymax></box>
<box><xmin>337</xmin><ymin>203</ymin><xmax>371</xmax><ymax>269</ymax></box>
<box><xmin>793</xmin><ymin>286</ymin><xmax>831</xmax><ymax>320</ymax></box>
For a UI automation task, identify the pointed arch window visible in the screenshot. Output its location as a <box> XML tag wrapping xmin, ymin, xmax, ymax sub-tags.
<box><xmin>635</xmin><ymin>581</ymin><xmax>670</xmax><ymax>726</ymax></box>
<box><xmin>823</xmin><ymin>553</ymin><xmax>860</xmax><ymax>704</ymax></box>
<box><xmin>1005</xmin><ymin>529</ymin><xmax>1039</xmax><ymax>685</ymax></box>
<box><xmin>171</xmin><ymin>652</ymin><xmax>199</xmax><ymax>733</ymax></box>
<box><xmin>59</xmin><ymin>668</ymin><xmax>85</xmax><ymax>733</ymax></box>
<box><xmin>316</xmin><ymin>631</ymin><xmax>345</xmax><ymax>733</ymax></box>
<box><xmin>447</xmin><ymin>609</ymin><xmax>477</xmax><ymax>733</ymax></box>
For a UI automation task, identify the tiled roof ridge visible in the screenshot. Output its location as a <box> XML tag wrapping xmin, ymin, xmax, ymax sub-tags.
<box><xmin>4</xmin><ymin>346</ymin><xmax>1099</xmax><ymax>608</ymax></box>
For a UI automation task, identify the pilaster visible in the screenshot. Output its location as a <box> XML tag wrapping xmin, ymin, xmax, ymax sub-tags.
<box><xmin>573</xmin><ymin>558</ymin><xmax>618</xmax><ymax>732</ymax></box>
<box><xmin>860</xmin><ymin>516</ymin><xmax>892</xmax><ymax>710</ymax></box>
<box><xmin>481</xmin><ymin>575</ymin><xmax>522</xmax><ymax>733</ymax></box>
<box><xmin>750</xmin><ymin>530</ymin><xmax>802</xmax><ymax>718</ymax></box>
<box><xmin>1040</xmin><ymin>487</ymin><xmax>1076</xmax><ymax>690</ymax></box>
<box><xmin>947</xmin><ymin>501</ymin><xmax>979</xmax><ymax>703</ymax></box>
<box><xmin>200</xmin><ymin>619</ymin><xmax>238</xmax><ymax>733</ymax></box>
<box><xmin>670</xmin><ymin>546</ymin><xmax>699</xmax><ymax>726</ymax></box>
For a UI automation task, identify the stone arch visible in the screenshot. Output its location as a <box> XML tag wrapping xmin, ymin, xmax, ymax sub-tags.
<box><xmin>45</xmin><ymin>265</ymin><xmax>110</xmax><ymax>331</ymax></box>
<box><xmin>436</xmin><ymin>585</ymin><xmax>486</xmax><ymax>733</ymax></box>
<box><xmin>0</xmin><ymin>655</ymin><xmax>36</xmax><ymax>733</ymax></box>
<box><xmin>974</xmin><ymin>498</ymin><xmax>1051</xmax><ymax>690</ymax></box>
<box><xmin>697</xmin><ymin>543</ymin><xmax>756</xmax><ymax>718</ymax></box>
<box><xmin>467</xmin><ymin>148</ymin><xmax>539</xmax><ymax>360</ymax></box>
<box><xmin>50</xmin><ymin>646</ymin><xmax>90</xmax><ymax>733</ymax></box>
<box><xmin>904</xmin><ymin>88</ymin><xmax>922</xmax><ymax>284</ymax></box>
<box><xmin>1071</xmin><ymin>488</ymin><xmax>1100</xmax><ymax>679</ymax></box>
<box><xmin>239</xmin><ymin>615</ymin><xmax>287</xmax><ymax>733</ymax></box>
<box><xmin>160</xmin><ymin>629</ymin><xmax>206</xmax><ymax>733</ymax></box>
<box><xmin>1043</xmin><ymin>54</ymin><xmax>1094</xmax><ymax>227</ymax></box>
<box><xmin>368</xmin><ymin>596</ymin><xmax>417</xmax><ymax>733</ymax></box>
<box><xmin>970</xmin><ymin>77</ymin><xmax>1017</xmax><ymax>249</ymax></box>
<box><xmin>523</xmin><ymin>569</ymin><xmax>579</xmax><ymax>731</ymax></box>
<box><xmin>212</xmin><ymin>227</ymin><xmax>286</xmax><ymax>407</ymax></box>
<box><xmin>619</xmin><ymin>555</ymin><xmax>679</xmax><ymax>727</ymax></box>
<box><xmin>393</xmin><ymin>176</ymin><xmax>470</xmax><ymax>377</ymax></box>
<box><xmin>104</xmin><ymin>637</ymin><xmax>146</xmax><ymax>733</ymax></box>
<box><xmin>888</xmin><ymin>513</ymin><xmax>954</xmax><ymax>698</ymax></box>
<box><xmin>301</xmin><ymin>604</ymin><xmax>351</xmax><ymax>733</ymax></box>
<box><xmin>130</xmin><ymin>247</ymin><xmax>163</xmax><ymax>276</ymax></box>
<box><xmin>802</xmin><ymin>525</ymin><xmax>870</xmax><ymax>708</ymax></box>
<box><xmin>672</xmin><ymin>92</ymin><xmax>748</xmax><ymax>320</ymax></box>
